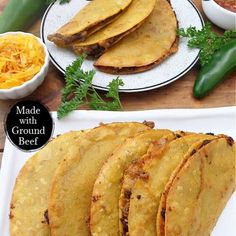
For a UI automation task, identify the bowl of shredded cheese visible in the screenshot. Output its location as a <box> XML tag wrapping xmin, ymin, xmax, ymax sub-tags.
<box><xmin>0</xmin><ymin>32</ymin><xmax>50</xmax><ymax>99</ymax></box>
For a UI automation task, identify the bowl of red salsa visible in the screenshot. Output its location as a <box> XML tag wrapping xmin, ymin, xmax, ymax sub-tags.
<box><xmin>202</xmin><ymin>0</ymin><xmax>236</xmax><ymax>30</ymax></box>
<box><xmin>214</xmin><ymin>0</ymin><xmax>236</xmax><ymax>13</ymax></box>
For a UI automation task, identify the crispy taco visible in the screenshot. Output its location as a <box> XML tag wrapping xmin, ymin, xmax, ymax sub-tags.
<box><xmin>156</xmin><ymin>138</ymin><xmax>224</xmax><ymax>236</ymax></box>
<box><xmin>118</xmin><ymin>131</ymin><xmax>184</xmax><ymax>235</ymax></box>
<box><xmin>90</xmin><ymin>129</ymin><xmax>173</xmax><ymax>236</ymax></box>
<box><xmin>94</xmin><ymin>0</ymin><xmax>178</xmax><ymax>74</ymax></box>
<box><xmin>10</xmin><ymin>131</ymin><xmax>89</xmax><ymax>236</ymax></box>
<box><xmin>48</xmin><ymin>0</ymin><xmax>132</xmax><ymax>46</ymax></box>
<box><xmin>48</xmin><ymin>122</ymin><xmax>151</xmax><ymax>236</ymax></box>
<box><xmin>72</xmin><ymin>0</ymin><xmax>156</xmax><ymax>58</ymax></box>
<box><xmin>119</xmin><ymin>134</ymin><xmax>216</xmax><ymax>236</ymax></box>
<box><xmin>160</xmin><ymin>137</ymin><xmax>235</xmax><ymax>236</ymax></box>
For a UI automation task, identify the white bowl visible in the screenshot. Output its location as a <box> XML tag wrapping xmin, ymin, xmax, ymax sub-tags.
<box><xmin>0</xmin><ymin>32</ymin><xmax>50</xmax><ymax>100</ymax></box>
<box><xmin>202</xmin><ymin>0</ymin><xmax>236</xmax><ymax>30</ymax></box>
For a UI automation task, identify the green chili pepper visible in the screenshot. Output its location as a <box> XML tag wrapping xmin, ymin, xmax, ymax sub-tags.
<box><xmin>193</xmin><ymin>39</ymin><xmax>236</xmax><ymax>99</ymax></box>
<box><xmin>0</xmin><ymin>0</ymin><xmax>48</xmax><ymax>34</ymax></box>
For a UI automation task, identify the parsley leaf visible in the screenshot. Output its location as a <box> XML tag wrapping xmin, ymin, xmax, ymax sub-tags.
<box><xmin>178</xmin><ymin>22</ymin><xmax>236</xmax><ymax>66</ymax></box>
<box><xmin>57</xmin><ymin>56</ymin><xmax>124</xmax><ymax>119</ymax></box>
<box><xmin>89</xmin><ymin>78</ymin><xmax>124</xmax><ymax>111</ymax></box>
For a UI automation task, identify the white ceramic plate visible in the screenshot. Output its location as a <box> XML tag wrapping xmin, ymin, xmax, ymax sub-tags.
<box><xmin>40</xmin><ymin>0</ymin><xmax>204</xmax><ymax>92</ymax></box>
<box><xmin>0</xmin><ymin>107</ymin><xmax>236</xmax><ymax>236</ymax></box>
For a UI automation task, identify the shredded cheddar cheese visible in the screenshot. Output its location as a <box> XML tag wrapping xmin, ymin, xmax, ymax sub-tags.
<box><xmin>0</xmin><ymin>34</ymin><xmax>45</xmax><ymax>89</ymax></box>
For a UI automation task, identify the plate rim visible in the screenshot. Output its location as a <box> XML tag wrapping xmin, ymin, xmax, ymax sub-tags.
<box><xmin>40</xmin><ymin>0</ymin><xmax>205</xmax><ymax>93</ymax></box>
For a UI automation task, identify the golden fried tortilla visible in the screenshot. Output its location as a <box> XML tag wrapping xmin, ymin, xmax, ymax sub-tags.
<box><xmin>10</xmin><ymin>131</ymin><xmax>89</xmax><ymax>236</ymax></box>
<box><xmin>163</xmin><ymin>137</ymin><xmax>235</xmax><ymax>236</ymax></box>
<box><xmin>120</xmin><ymin>134</ymin><xmax>216</xmax><ymax>236</ymax></box>
<box><xmin>94</xmin><ymin>0</ymin><xmax>178</xmax><ymax>74</ymax></box>
<box><xmin>48</xmin><ymin>0</ymin><xmax>132</xmax><ymax>46</ymax></box>
<box><xmin>48</xmin><ymin>122</ymin><xmax>151</xmax><ymax>236</ymax></box>
<box><xmin>156</xmin><ymin>139</ymin><xmax>219</xmax><ymax>236</ymax></box>
<box><xmin>90</xmin><ymin>129</ymin><xmax>172</xmax><ymax>236</ymax></box>
<box><xmin>72</xmin><ymin>0</ymin><xmax>156</xmax><ymax>57</ymax></box>
<box><xmin>118</xmin><ymin>132</ymin><xmax>180</xmax><ymax>236</ymax></box>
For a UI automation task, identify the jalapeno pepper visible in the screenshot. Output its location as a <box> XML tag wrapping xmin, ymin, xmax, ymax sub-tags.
<box><xmin>0</xmin><ymin>0</ymin><xmax>47</xmax><ymax>33</ymax></box>
<box><xmin>193</xmin><ymin>39</ymin><xmax>236</xmax><ymax>99</ymax></box>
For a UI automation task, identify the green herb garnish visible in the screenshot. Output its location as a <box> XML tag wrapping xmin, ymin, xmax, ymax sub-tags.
<box><xmin>178</xmin><ymin>22</ymin><xmax>236</xmax><ymax>66</ymax></box>
<box><xmin>57</xmin><ymin>56</ymin><xmax>124</xmax><ymax>119</ymax></box>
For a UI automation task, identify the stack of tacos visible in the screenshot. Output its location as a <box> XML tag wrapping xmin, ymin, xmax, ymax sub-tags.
<box><xmin>10</xmin><ymin>121</ymin><xmax>235</xmax><ymax>236</ymax></box>
<box><xmin>48</xmin><ymin>0</ymin><xmax>133</xmax><ymax>46</ymax></box>
<box><xmin>48</xmin><ymin>0</ymin><xmax>178</xmax><ymax>74</ymax></box>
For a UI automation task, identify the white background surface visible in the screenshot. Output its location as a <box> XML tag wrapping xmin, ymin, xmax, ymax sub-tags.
<box><xmin>0</xmin><ymin>107</ymin><xmax>236</xmax><ymax>235</ymax></box>
<box><xmin>41</xmin><ymin>0</ymin><xmax>204</xmax><ymax>92</ymax></box>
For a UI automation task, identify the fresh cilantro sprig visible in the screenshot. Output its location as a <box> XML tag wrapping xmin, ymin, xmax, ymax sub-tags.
<box><xmin>57</xmin><ymin>56</ymin><xmax>124</xmax><ymax>119</ymax></box>
<box><xmin>89</xmin><ymin>78</ymin><xmax>124</xmax><ymax>111</ymax></box>
<box><xmin>178</xmin><ymin>22</ymin><xmax>236</xmax><ymax>66</ymax></box>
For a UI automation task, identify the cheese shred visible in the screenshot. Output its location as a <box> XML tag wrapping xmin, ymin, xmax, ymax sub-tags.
<box><xmin>0</xmin><ymin>34</ymin><xmax>45</xmax><ymax>89</ymax></box>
